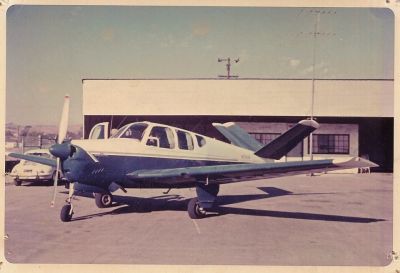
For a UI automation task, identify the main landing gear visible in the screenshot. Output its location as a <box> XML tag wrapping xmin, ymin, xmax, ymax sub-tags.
<box><xmin>94</xmin><ymin>192</ymin><xmax>113</xmax><ymax>208</ymax></box>
<box><xmin>187</xmin><ymin>183</ymin><xmax>219</xmax><ymax>219</ymax></box>
<box><xmin>187</xmin><ymin>197</ymin><xmax>207</xmax><ymax>219</ymax></box>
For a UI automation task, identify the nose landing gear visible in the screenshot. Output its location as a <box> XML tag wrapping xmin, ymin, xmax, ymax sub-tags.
<box><xmin>60</xmin><ymin>182</ymin><xmax>75</xmax><ymax>222</ymax></box>
<box><xmin>60</xmin><ymin>204</ymin><xmax>73</xmax><ymax>222</ymax></box>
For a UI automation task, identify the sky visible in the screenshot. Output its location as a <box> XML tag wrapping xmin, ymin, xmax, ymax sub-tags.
<box><xmin>6</xmin><ymin>6</ymin><xmax>394</xmax><ymax>125</ymax></box>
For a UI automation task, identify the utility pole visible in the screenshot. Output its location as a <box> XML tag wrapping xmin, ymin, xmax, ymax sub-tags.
<box><xmin>218</xmin><ymin>57</ymin><xmax>240</xmax><ymax>79</ymax></box>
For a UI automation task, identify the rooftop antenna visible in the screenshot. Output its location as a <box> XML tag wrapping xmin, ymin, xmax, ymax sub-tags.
<box><xmin>218</xmin><ymin>57</ymin><xmax>239</xmax><ymax>79</ymax></box>
<box><xmin>300</xmin><ymin>9</ymin><xmax>336</xmax><ymax>161</ymax></box>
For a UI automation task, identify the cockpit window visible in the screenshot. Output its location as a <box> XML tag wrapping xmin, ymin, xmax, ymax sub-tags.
<box><xmin>146</xmin><ymin>126</ymin><xmax>175</xmax><ymax>149</ymax></box>
<box><xmin>176</xmin><ymin>130</ymin><xmax>194</xmax><ymax>150</ymax></box>
<box><xmin>115</xmin><ymin>123</ymin><xmax>148</xmax><ymax>141</ymax></box>
<box><xmin>112</xmin><ymin>124</ymin><xmax>129</xmax><ymax>138</ymax></box>
<box><xmin>196</xmin><ymin>135</ymin><xmax>206</xmax><ymax>147</ymax></box>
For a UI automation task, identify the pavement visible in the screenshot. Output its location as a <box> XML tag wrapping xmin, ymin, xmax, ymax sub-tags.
<box><xmin>3</xmin><ymin>173</ymin><xmax>393</xmax><ymax>266</ymax></box>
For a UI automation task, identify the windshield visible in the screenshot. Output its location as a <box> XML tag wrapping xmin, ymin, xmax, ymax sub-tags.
<box><xmin>113</xmin><ymin>123</ymin><xmax>148</xmax><ymax>141</ymax></box>
<box><xmin>112</xmin><ymin>124</ymin><xmax>129</xmax><ymax>138</ymax></box>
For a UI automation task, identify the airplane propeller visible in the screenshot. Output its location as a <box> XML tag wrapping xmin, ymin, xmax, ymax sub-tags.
<box><xmin>50</xmin><ymin>95</ymin><xmax>70</xmax><ymax>207</ymax></box>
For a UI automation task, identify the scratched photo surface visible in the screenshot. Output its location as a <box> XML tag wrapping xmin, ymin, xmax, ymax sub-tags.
<box><xmin>4</xmin><ymin>5</ymin><xmax>394</xmax><ymax>266</ymax></box>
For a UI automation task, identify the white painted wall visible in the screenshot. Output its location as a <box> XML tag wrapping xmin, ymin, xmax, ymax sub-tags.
<box><xmin>82</xmin><ymin>79</ymin><xmax>393</xmax><ymax>117</ymax></box>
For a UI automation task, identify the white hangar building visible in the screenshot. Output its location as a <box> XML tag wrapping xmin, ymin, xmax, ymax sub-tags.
<box><xmin>82</xmin><ymin>78</ymin><xmax>394</xmax><ymax>172</ymax></box>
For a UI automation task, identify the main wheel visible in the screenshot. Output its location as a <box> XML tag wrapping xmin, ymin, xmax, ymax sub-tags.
<box><xmin>188</xmin><ymin>197</ymin><xmax>207</xmax><ymax>219</ymax></box>
<box><xmin>14</xmin><ymin>179</ymin><xmax>22</xmax><ymax>186</ymax></box>
<box><xmin>94</xmin><ymin>192</ymin><xmax>113</xmax><ymax>208</ymax></box>
<box><xmin>60</xmin><ymin>204</ymin><xmax>73</xmax><ymax>222</ymax></box>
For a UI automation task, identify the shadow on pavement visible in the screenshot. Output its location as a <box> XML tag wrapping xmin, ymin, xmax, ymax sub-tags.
<box><xmin>69</xmin><ymin>187</ymin><xmax>385</xmax><ymax>223</ymax></box>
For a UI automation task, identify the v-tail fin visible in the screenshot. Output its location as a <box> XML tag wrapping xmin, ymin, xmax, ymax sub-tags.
<box><xmin>255</xmin><ymin>119</ymin><xmax>319</xmax><ymax>160</ymax></box>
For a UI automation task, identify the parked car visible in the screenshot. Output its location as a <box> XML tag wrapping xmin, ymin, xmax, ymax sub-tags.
<box><xmin>10</xmin><ymin>149</ymin><xmax>61</xmax><ymax>186</ymax></box>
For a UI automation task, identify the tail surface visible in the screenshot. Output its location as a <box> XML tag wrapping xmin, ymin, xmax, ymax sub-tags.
<box><xmin>212</xmin><ymin>122</ymin><xmax>263</xmax><ymax>151</ymax></box>
<box><xmin>254</xmin><ymin>119</ymin><xmax>319</xmax><ymax>160</ymax></box>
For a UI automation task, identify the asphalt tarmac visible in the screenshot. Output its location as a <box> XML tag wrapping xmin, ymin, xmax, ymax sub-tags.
<box><xmin>3</xmin><ymin>173</ymin><xmax>393</xmax><ymax>266</ymax></box>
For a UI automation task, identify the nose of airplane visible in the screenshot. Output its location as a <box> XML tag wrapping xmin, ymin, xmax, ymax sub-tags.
<box><xmin>49</xmin><ymin>143</ymin><xmax>73</xmax><ymax>160</ymax></box>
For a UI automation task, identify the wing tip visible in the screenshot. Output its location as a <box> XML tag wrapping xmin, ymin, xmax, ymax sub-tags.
<box><xmin>333</xmin><ymin>157</ymin><xmax>379</xmax><ymax>168</ymax></box>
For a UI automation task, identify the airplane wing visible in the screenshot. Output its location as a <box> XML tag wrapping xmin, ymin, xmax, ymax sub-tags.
<box><xmin>6</xmin><ymin>152</ymin><xmax>57</xmax><ymax>167</ymax></box>
<box><xmin>126</xmin><ymin>157</ymin><xmax>377</xmax><ymax>185</ymax></box>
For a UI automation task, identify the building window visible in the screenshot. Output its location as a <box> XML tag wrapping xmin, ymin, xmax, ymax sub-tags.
<box><xmin>311</xmin><ymin>134</ymin><xmax>350</xmax><ymax>154</ymax></box>
<box><xmin>249</xmin><ymin>133</ymin><xmax>280</xmax><ymax>145</ymax></box>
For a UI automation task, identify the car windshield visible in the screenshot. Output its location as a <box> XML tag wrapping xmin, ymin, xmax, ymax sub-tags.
<box><xmin>113</xmin><ymin>123</ymin><xmax>148</xmax><ymax>141</ymax></box>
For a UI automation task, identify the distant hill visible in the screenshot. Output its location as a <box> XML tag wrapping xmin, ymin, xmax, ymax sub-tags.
<box><xmin>27</xmin><ymin>124</ymin><xmax>82</xmax><ymax>134</ymax></box>
<box><xmin>5</xmin><ymin>123</ymin><xmax>83</xmax><ymax>141</ymax></box>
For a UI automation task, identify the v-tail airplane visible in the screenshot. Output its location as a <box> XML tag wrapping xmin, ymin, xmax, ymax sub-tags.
<box><xmin>7</xmin><ymin>95</ymin><xmax>378</xmax><ymax>222</ymax></box>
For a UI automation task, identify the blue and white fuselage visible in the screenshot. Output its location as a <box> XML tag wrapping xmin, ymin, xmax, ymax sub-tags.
<box><xmin>66</xmin><ymin>121</ymin><xmax>266</xmax><ymax>189</ymax></box>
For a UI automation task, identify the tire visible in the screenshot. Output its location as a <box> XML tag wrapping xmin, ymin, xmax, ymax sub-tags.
<box><xmin>14</xmin><ymin>179</ymin><xmax>22</xmax><ymax>186</ymax></box>
<box><xmin>60</xmin><ymin>204</ymin><xmax>73</xmax><ymax>222</ymax></box>
<box><xmin>188</xmin><ymin>197</ymin><xmax>207</xmax><ymax>219</ymax></box>
<box><xmin>94</xmin><ymin>192</ymin><xmax>113</xmax><ymax>208</ymax></box>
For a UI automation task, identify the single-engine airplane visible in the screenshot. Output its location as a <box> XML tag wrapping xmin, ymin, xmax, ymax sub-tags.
<box><xmin>7</xmin><ymin>95</ymin><xmax>378</xmax><ymax>222</ymax></box>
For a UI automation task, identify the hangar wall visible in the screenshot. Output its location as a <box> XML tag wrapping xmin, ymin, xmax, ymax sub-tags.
<box><xmin>82</xmin><ymin>79</ymin><xmax>393</xmax><ymax>117</ymax></box>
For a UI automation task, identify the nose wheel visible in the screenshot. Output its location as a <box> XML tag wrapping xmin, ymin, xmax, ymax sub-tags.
<box><xmin>60</xmin><ymin>182</ymin><xmax>75</xmax><ymax>222</ymax></box>
<box><xmin>60</xmin><ymin>204</ymin><xmax>73</xmax><ymax>222</ymax></box>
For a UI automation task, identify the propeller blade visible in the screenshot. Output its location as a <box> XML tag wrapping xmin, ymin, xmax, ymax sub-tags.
<box><xmin>57</xmin><ymin>95</ymin><xmax>70</xmax><ymax>144</ymax></box>
<box><xmin>50</xmin><ymin>158</ymin><xmax>60</xmax><ymax>207</ymax></box>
